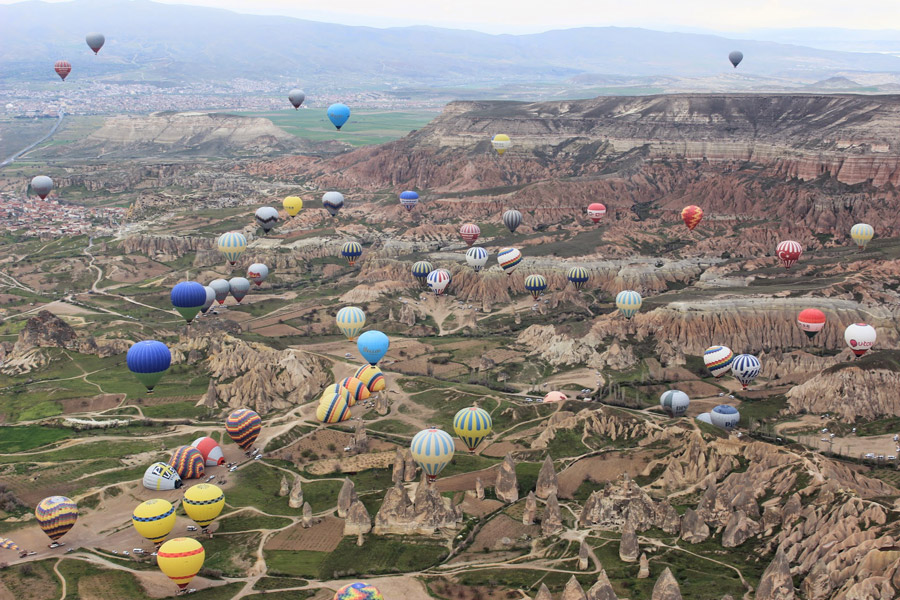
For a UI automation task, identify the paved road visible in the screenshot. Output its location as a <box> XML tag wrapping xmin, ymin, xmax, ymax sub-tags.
<box><xmin>0</xmin><ymin>111</ymin><xmax>64</xmax><ymax>168</ymax></box>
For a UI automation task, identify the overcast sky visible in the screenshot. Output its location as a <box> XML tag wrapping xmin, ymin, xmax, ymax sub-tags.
<box><xmin>4</xmin><ymin>0</ymin><xmax>900</xmax><ymax>34</ymax></box>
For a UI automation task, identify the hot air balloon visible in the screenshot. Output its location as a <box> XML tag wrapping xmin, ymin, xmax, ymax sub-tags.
<box><xmin>341</xmin><ymin>242</ymin><xmax>363</xmax><ymax>266</ymax></box>
<box><xmin>410</xmin><ymin>428</ymin><xmax>455</xmax><ymax>482</ymax></box>
<box><xmin>498</xmin><ymin>247</ymin><xmax>522</xmax><ymax>275</ymax></box>
<box><xmin>459</xmin><ymin>223</ymin><xmax>480</xmax><ymax>246</ymax></box>
<box><xmin>226</xmin><ymin>408</ymin><xmax>262</xmax><ymax>450</ymax></box>
<box><xmin>453</xmin><ymin>406</ymin><xmax>492</xmax><ymax>453</ymax></box>
<box><xmin>127</xmin><ymin>340</ymin><xmax>171</xmax><ymax>393</ymax></box>
<box><xmin>288</xmin><ymin>89</ymin><xmax>306</xmax><ymax>109</ymax></box>
<box><xmin>327</xmin><ymin>103</ymin><xmax>351</xmax><ymax>130</ymax></box>
<box><xmin>587</xmin><ymin>203</ymin><xmax>606</xmax><ymax>223</ymax></box>
<box><xmin>85</xmin><ymin>33</ymin><xmax>105</xmax><ymax>54</ymax></box>
<box><xmin>54</xmin><ymin>60</ymin><xmax>71</xmax><ymax>81</ymax></box>
<box><xmin>615</xmin><ymin>290</ymin><xmax>643</xmax><ymax>319</ymax></box>
<box><xmin>317</xmin><ymin>386</ymin><xmax>352</xmax><ymax>423</ymax></box>
<box><xmin>660</xmin><ymin>390</ymin><xmax>690</xmax><ymax>417</ymax></box>
<box><xmin>797</xmin><ymin>309</ymin><xmax>826</xmax><ymax>339</ymax></box>
<box><xmin>703</xmin><ymin>345</ymin><xmax>734</xmax><ymax>378</ymax></box>
<box><xmin>524</xmin><ymin>274</ymin><xmax>547</xmax><ymax>300</ymax></box>
<box><xmin>334</xmin><ymin>582</ymin><xmax>384</xmax><ymax>600</ymax></box>
<box><xmin>30</xmin><ymin>175</ymin><xmax>53</xmax><ymax>199</ymax></box>
<box><xmin>340</xmin><ymin>377</ymin><xmax>371</xmax><ymax>405</ymax></box>
<box><xmin>681</xmin><ymin>205</ymin><xmax>703</xmax><ymax>231</ymax></box>
<box><xmin>427</xmin><ymin>269</ymin><xmax>451</xmax><ymax>295</ymax></box>
<box><xmin>168</xmin><ymin>446</ymin><xmax>205</xmax><ymax>480</ymax></box>
<box><xmin>567</xmin><ymin>267</ymin><xmax>589</xmax><ymax>290</ymax></box>
<box><xmin>323</xmin><ymin>191</ymin><xmax>345</xmax><ymax>216</ymax></box>
<box><xmin>354</xmin><ymin>364</ymin><xmax>385</xmax><ymax>392</ymax></box>
<box><xmin>183</xmin><ymin>484</ymin><xmax>225</xmax><ymax>531</ymax></box>
<box><xmin>217</xmin><ymin>232</ymin><xmax>247</xmax><ymax>266</ymax></box>
<box><xmin>543</xmin><ymin>391</ymin><xmax>567</xmax><ymax>403</ymax></box>
<box><xmin>190</xmin><ymin>437</ymin><xmax>225</xmax><ymax>466</ymax></box>
<box><xmin>209</xmin><ymin>279</ymin><xmax>230</xmax><ymax>305</ymax></box>
<box><xmin>143</xmin><ymin>462</ymin><xmax>183</xmax><ymax>490</ymax></box>
<box><xmin>845</xmin><ymin>323</ymin><xmax>876</xmax><ymax>357</ymax></box>
<box><xmin>336</xmin><ymin>306</ymin><xmax>366</xmax><ymax>340</ymax></box>
<box><xmin>170</xmin><ymin>281</ymin><xmax>207</xmax><ymax>323</ymax></box>
<box><xmin>491</xmin><ymin>134</ymin><xmax>512</xmax><ymax>155</ymax></box>
<box><xmin>412</xmin><ymin>261</ymin><xmax>433</xmax><ymax>286</ymax></box>
<box><xmin>776</xmin><ymin>240</ymin><xmax>803</xmax><ymax>269</ymax></box>
<box><xmin>850</xmin><ymin>223</ymin><xmax>874</xmax><ymax>249</ymax></box>
<box><xmin>228</xmin><ymin>277</ymin><xmax>250</xmax><ymax>303</ymax></box>
<box><xmin>399</xmin><ymin>191</ymin><xmax>419</xmax><ymax>211</ymax></box>
<box><xmin>132</xmin><ymin>499</ymin><xmax>176</xmax><ymax>545</ymax></box>
<box><xmin>710</xmin><ymin>405</ymin><xmax>740</xmax><ymax>430</ymax></box>
<box><xmin>247</xmin><ymin>263</ymin><xmax>269</xmax><ymax>287</ymax></box>
<box><xmin>157</xmin><ymin>538</ymin><xmax>205</xmax><ymax>590</ymax></box>
<box><xmin>729</xmin><ymin>51</ymin><xmax>744</xmax><ymax>68</ymax></box>
<box><xmin>466</xmin><ymin>246</ymin><xmax>489</xmax><ymax>272</ymax></box>
<box><xmin>358</xmin><ymin>330</ymin><xmax>389</xmax><ymax>365</ymax></box>
<box><xmin>35</xmin><ymin>496</ymin><xmax>77</xmax><ymax>544</ymax></box>
<box><xmin>503</xmin><ymin>209</ymin><xmax>523</xmax><ymax>233</ymax></box>
<box><xmin>731</xmin><ymin>354</ymin><xmax>761</xmax><ymax>390</ymax></box>
<box><xmin>0</xmin><ymin>538</ymin><xmax>20</xmax><ymax>553</ymax></box>
<box><xmin>255</xmin><ymin>207</ymin><xmax>279</xmax><ymax>233</ymax></box>
<box><xmin>696</xmin><ymin>413</ymin><xmax>713</xmax><ymax>425</ymax></box>
<box><xmin>283</xmin><ymin>196</ymin><xmax>303</xmax><ymax>217</ymax></box>
<box><xmin>200</xmin><ymin>286</ymin><xmax>216</xmax><ymax>314</ymax></box>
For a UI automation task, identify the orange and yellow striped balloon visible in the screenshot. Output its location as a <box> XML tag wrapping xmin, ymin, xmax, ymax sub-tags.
<box><xmin>681</xmin><ymin>205</ymin><xmax>703</xmax><ymax>231</ymax></box>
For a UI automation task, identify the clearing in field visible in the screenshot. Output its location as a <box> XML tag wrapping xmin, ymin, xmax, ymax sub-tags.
<box><xmin>267</xmin><ymin>517</ymin><xmax>345</xmax><ymax>552</ymax></box>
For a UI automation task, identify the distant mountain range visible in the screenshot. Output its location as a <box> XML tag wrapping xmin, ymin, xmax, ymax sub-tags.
<box><xmin>2</xmin><ymin>0</ymin><xmax>900</xmax><ymax>91</ymax></box>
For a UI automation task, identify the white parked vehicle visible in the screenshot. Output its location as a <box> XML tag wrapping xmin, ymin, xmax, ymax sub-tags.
<box><xmin>187</xmin><ymin>526</ymin><xmax>198</xmax><ymax>531</ymax></box>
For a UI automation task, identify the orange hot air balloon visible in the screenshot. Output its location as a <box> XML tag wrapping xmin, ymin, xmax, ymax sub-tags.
<box><xmin>681</xmin><ymin>205</ymin><xmax>703</xmax><ymax>231</ymax></box>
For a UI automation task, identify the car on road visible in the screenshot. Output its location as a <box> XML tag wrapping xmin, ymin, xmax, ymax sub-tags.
<box><xmin>890</xmin><ymin>456</ymin><xmax>897</xmax><ymax>461</ymax></box>
<box><xmin>229</xmin><ymin>466</ymin><xmax>237</xmax><ymax>472</ymax></box>
<box><xmin>187</xmin><ymin>526</ymin><xmax>198</xmax><ymax>531</ymax></box>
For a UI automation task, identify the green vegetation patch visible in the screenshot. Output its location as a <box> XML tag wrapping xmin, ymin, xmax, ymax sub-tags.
<box><xmin>317</xmin><ymin>534</ymin><xmax>448</xmax><ymax>578</ymax></box>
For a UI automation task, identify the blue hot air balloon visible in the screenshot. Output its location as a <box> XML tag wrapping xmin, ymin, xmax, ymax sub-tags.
<box><xmin>327</xmin><ymin>103</ymin><xmax>351</xmax><ymax>130</ymax></box>
<box><xmin>399</xmin><ymin>191</ymin><xmax>419</xmax><ymax>211</ymax></box>
<box><xmin>170</xmin><ymin>281</ymin><xmax>207</xmax><ymax>323</ymax></box>
<box><xmin>357</xmin><ymin>330</ymin><xmax>389</xmax><ymax>365</ymax></box>
<box><xmin>127</xmin><ymin>341</ymin><xmax>172</xmax><ymax>393</ymax></box>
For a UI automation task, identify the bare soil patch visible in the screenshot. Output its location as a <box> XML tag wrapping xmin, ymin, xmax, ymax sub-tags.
<box><xmin>267</xmin><ymin>517</ymin><xmax>344</xmax><ymax>552</ymax></box>
<box><xmin>435</xmin><ymin>465</ymin><xmax>500</xmax><ymax>493</ymax></box>
<box><xmin>458</xmin><ymin>495</ymin><xmax>503</xmax><ymax>518</ymax></box>
<box><xmin>558</xmin><ymin>451</ymin><xmax>652</xmax><ymax>498</ymax></box>
<box><xmin>59</xmin><ymin>393</ymin><xmax>123</xmax><ymax>415</ymax></box>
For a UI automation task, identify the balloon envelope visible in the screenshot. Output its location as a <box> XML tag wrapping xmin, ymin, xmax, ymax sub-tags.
<box><xmin>255</xmin><ymin>207</ymin><xmax>279</xmax><ymax>233</ymax></box>
<box><xmin>711</xmin><ymin>405</ymin><xmax>740</xmax><ymax>430</ymax></box>
<box><xmin>288</xmin><ymin>89</ymin><xmax>306</xmax><ymax>109</ymax></box>
<box><xmin>191</xmin><ymin>437</ymin><xmax>225</xmax><ymax>466</ymax></box>
<box><xmin>157</xmin><ymin>538</ymin><xmax>205</xmax><ymax>590</ymax></box>
<box><xmin>459</xmin><ymin>223</ymin><xmax>480</xmax><ymax>246</ymax></box>
<box><xmin>497</xmin><ymin>247</ymin><xmax>522</xmax><ymax>274</ymax></box>
<box><xmin>731</xmin><ymin>354</ymin><xmax>761</xmax><ymax>389</ymax></box>
<box><xmin>35</xmin><ymin>496</ymin><xmax>78</xmax><ymax>542</ymax></box>
<box><xmin>797</xmin><ymin>309</ymin><xmax>826</xmax><ymax>339</ymax></box>
<box><xmin>247</xmin><ymin>263</ymin><xmax>269</xmax><ymax>286</ymax></box>
<box><xmin>217</xmin><ymin>232</ymin><xmax>247</xmax><ymax>266</ymax></box>
<box><xmin>524</xmin><ymin>274</ymin><xmax>547</xmax><ymax>300</ymax></box>
<box><xmin>503</xmin><ymin>209</ymin><xmax>523</xmax><ymax>233</ymax></box>
<box><xmin>200</xmin><ymin>286</ymin><xmax>216</xmax><ymax>313</ymax></box>
<box><xmin>30</xmin><ymin>175</ymin><xmax>53</xmax><ymax>199</ymax></box>
<box><xmin>703</xmin><ymin>345</ymin><xmax>734</xmax><ymax>378</ymax></box>
<box><xmin>729</xmin><ymin>51</ymin><xmax>744</xmax><ymax>68</ymax></box>
<box><xmin>334</xmin><ymin>583</ymin><xmax>384</xmax><ymax>600</ymax></box>
<box><xmin>143</xmin><ymin>462</ymin><xmax>183</xmax><ymax>490</ymax></box>
<box><xmin>327</xmin><ymin>103</ymin><xmax>351</xmax><ymax>129</ymax></box>
<box><xmin>336</xmin><ymin>306</ymin><xmax>366</xmax><ymax>339</ymax></box>
<box><xmin>317</xmin><ymin>386</ymin><xmax>352</xmax><ymax>423</ymax></box>
<box><xmin>615</xmin><ymin>290</ymin><xmax>643</xmax><ymax>319</ymax></box>
<box><xmin>566</xmin><ymin>267</ymin><xmax>589</xmax><ymax>290</ymax></box>
<box><xmin>168</xmin><ymin>446</ymin><xmax>205</xmax><ymax>480</ymax></box>
<box><xmin>412</xmin><ymin>261</ymin><xmax>433</xmax><ymax>284</ymax></box>
<box><xmin>54</xmin><ymin>60</ymin><xmax>71</xmax><ymax>80</ymax></box>
<box><xmin>399</xmin><ymin>190</ymin><xmax>419</xmax><ymax>211</ymax></box>
<box><xmin>850</xmin><ymin>223</ymin><xmax>874</xmax><ymax>249</ymax></box>
<box><xmin>660</xmin><ymin>390</ymin><xmax>690</xmax><ymax>417</ymax></box>
<box><xmin>681</xmin><ymin>205</ymin><xmax>703</xmax><ymax>231</ymax></box>
<box><xmin>491</xmin><ymin>134</ymin><xmax>512</xmax><ymax>155</ymax></box>
<box><xmin>339</xmin><ymin>377</ymin><xmax>370</xmax><ymax>405</ymax></box>
<box><xmin>183</xmin><ymin>484</ymin><xmax>225</xmax><ymax>528</ymax></box>
<box><xmin>228</xmin><ymin>277</ymin><xmax>250</xmax><ymax>303</ymax></box>
<box><xmin>132</xmin><ymin>499</ymin><xmax>176</xmax><ymax>544</ymax></box>
<box><xmin>466</xmin><ymin>246</ymin><xmax>488</xmax><ymax>271</ymax></box>
<box><xmin>358</xmin><ymin>330</ymin><xmax>389</xmax><ymax>365</ymax></box>
<box><xmin>427</xmin><ymin>269</ymin><xmax>451</xmax><ymax>295</ymax></box>
<box><xmin>354</xmin><ymin>364</ymin><xmax>385</xmax><ymax>392</ymax></box>
<box><xmin>323</xmin><ymin>192</ymin><xmax>345</xmax><ymax>216</ymax></box>
<box><xmin>410</xmin><ymin>428</ymin><xmax>455</xmax><ymax>481</ymax></box>
<box><xmin>341</xmin><ymin>241</ymin><xmax>363</xmax><ymax>266</ymax></box>
<box><xmin>209</xmin><ymin>279</ymin><xmax>230</xmax><ymax>304</ymax></box>
<box><xmin>845</xmin><ymin>323</ymin><xmax>876</xmax><ymax>357</ymax></box>
<box><xmin>587</xmin><ymin>203</ymin><xmax>606</xmax><ymax>223</ymax></box>
<box><xmin>171</xmin><ymin>281</ymin><xmax>207</xmax><ymax>323</ymax></box>
<box><xmin>453</xmin><ymin>406</ymin><xmax>492</xmax><ymax>452</ymax></box>
<box><xmin>776</xmin><ymin>240</ymin><xmax>803</xmax><ymax>269</ymax></box>
<box><xmin>226</xmin><ymin>408</ymin><xmax>262</xmax><ymax>450</ymax></box>
<box><xmin>85</xmin><ymin>32</ymin><xmax>105</xmax><ymax>54</ymax></box>
<box><xmin>127</xmin><ymin>340</ymin><xmax>171</xmax><ymax>392</ymax></box>
<box><xmin>283</xmin><ymin>196</ymin><xmax>303</xmax><ymax>216</ymax></box>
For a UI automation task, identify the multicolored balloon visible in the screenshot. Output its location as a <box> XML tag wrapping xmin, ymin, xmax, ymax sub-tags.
<box><xmin>498</xmin><ymin>247</ymin><xmax>522</xmax><ymax>275</ymax></box>
<box><xmin>35</xmin><ymin>496</ymin><xmax>78</xmax><ymax>542</ymax></box>
<box><xmin>453</xmin><ymin>406</ymin><xmax>492</xmax><ymax>452</ymax></box>
<box><xmin>412</xmin><ymin>260</ymin><xmax>433</xmax><ymax>285</ymax></box>
<box><xmin>132</xmin><ymin>499</ymin><xmax>176</xmax><ymax>545</ymax></box>
<box><xmin>466</xmin><ymin>246</ymin><xmax>488</xmax><ymax>272</ymax></box>
<box><xmin>255</xmin><ymin>207</ymin><xmax>279</xmax><ymax>233</ymax></box>
<box><xmin>354</xmin><ymin>364</ymin><xmax>385</xmax><ymax>392</ymax></box>
<box><xmin>283</xmin><ymin>196</ymin><xmax>303</xmax><ymax>217</ymax></box>
<box><xmin>0</xmin><ymin>538</ymin><xmax>20</xmax><ymax>552</ymax></box>
<box><xmin>317</xmin><ymin>386</ymin><xmax>352</xmax><ymax>423</ymax></box>
<box><xmin>491</xmin><ymin>134</ymin><xmax>511</xmax><ymax>155</ymax></box>
<box><xmin>142</xmin><ymin>462</ymin><xmax>183</xmax><ymax>490</ymax></box>
<box><xmin>587</xmin><ymin>203</ymin><xmax>606</xmax><ymax>223</ymax></box>
<box><xmin>850</xmin><ymin>223</ymin><xmax>874</xmax><ymax>249</ymax></box>
<box><xmin>681</xmin><ymin>205</ymin><xmax>703</xmax><ymax>231</ymax></box>
<box><xmin>323</xmin><ymin>192</ymin><xmax>345</xmax><ymax>217</ymax></box>
<box><xmin>731</xmin><ymin>354</ymin><xmax>761</xmax><ymax>390</ymax></box>
<box><xmin>459</xmin><ymin>223</ymin><xmax>480</xmax><ymax>246</ymax></box>
<box><xmin>340</xmin><ymin>377</ymin><xmax>371</xmax><ymax>405</ymax></box>
<box><xmin>217</xmin><ymin>231</ymin><xmax>247</xmax><ymax>266</ymax></box>
<box><xmin>358</xmin><ymin>330</ymin><xmax>389</xmax><ymax>365</ymax></box>
<box><xmin>168</xmin><ymin>446</ymin><xmax>205</xmax><ymax>480</ymax></box>
<box><xmin>170</xmin><ymin>281</ymin><xmax>207</xmax><ymax>323</ymax></box>
<box><xmin>334</xmin><ymin>582</ymin><xmax>384</xmax><ymax>600</ymax></box>
<box><xmin>524</xmin><ymin>274</ymin><xmax>547</xmax><ymax>300</ymax></box>
<box><xmin>776</xmin><ymin>240</ymin><xmax>803</xmax><ymax>269</ymax></box>
<box><xmin>247</xmin><ymin>263</ymin><xmax>269</xmax><ymax>287</ymax></box>
<box><xmin>327</xmin><ymin>103</ymin><xmax>351</xmax><ymax>130</ymax></box>
<box><xmin>127</xmin><ymin>340</ymin><xmax>171</xmax><ymax>392</ymax></box>
<box><xmin>503</xmin><ymin>209</ymin><xmax>523</xmax><ymax>233</ymax></box>
<box><xmin>703</xmin><ymin>345</ymin><xmax>734</xmax><ymax>378</ymax></box>
<box><xmin>615</xmin><ymin>290</ymin><xmax>643</xmax><ymax>319</ymax></box>
<box><xmin>845</xmin><ymin>323</ymin><xmax>876</xmax><ymax>357</ymax></box>
<box><xmin>226</xmin><ymin>408</ymin><xmax>262</xmax><ymax>450</ymax></box>
<box><xmin>427</xmin><ymin>269</ymin><xmax>451</xmax><ymax>295</ymax></box>
<box><xmin>183</xmin><ymin>484</ymin><xmax>225</xmax><ymax>530</ymax></box>
<box><xmin>157</xmin><ymin>538</ymin><xmax>205</xmax><ymax>590</ymax></box>
<box><xmin>410</xmin><ymin>428</ymin><xmax>455</xmax><ymax>482</ymax></box>
<box><xmin>336</xmin><ymin>306</ymin><xmax>366</xmax><ymax>340</ymax></box>
<box><xmin>399</xmin><ymin>191</ymin><xmax>419</xmax><ymax>211</ymax></box>
<box><xmin>567</xmin><ymin>266</ymin><xmax>589</xmax><ymax>290</ymax></box>
<box><xmin>341</xmin><ymin>241</ymin><xmax>363</xmax><ymax>266</ymax></box>
<box><xmin>797</xmin><ymin>309</ymin><xmax>826</xmax><ymax>339</ymax></box>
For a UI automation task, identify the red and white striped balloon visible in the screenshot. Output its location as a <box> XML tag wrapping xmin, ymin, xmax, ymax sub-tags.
<box><xmin>776</xmin><ymin>240</ymin><xmax>803</xmax><ymax>269</ymax></box>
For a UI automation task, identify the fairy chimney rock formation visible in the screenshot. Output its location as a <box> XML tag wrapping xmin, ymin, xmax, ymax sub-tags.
<box><xmin>403</xmin><ymin>447</ymin><xmax>418</xmax><ymax>482</ymax></box>
<box><xmin>541</xmin><ymin>492</ymin><xmax>564</xmax><ymax>536</ymax></box>
<box><xmin>562</xmin><ymin>576</ymin><xmax>587</xmax><ymax>600</ymax></box>
<box><xmin>578</xmin><ymin>538</ymin><xmax>589</xmax><ymax>570</ymax></box>
<box><xmin>301</xmin><ymin>502</ymin><xmax>313</xmax><ymax>528</ymax></box>
<box><xmin>523</xmin><ymin>491</ymin><xmax>537</xmax><ymax>525</ymax></box>
<box><xmin>638</xmin><ymin>553</ymin><xmax>650</xmax><ymax>579</ymax></box>
<box><xmin>756</xmin><ymin>547</ymin><xmax>795</xmax><ymax>600</ymax></box>
<box><xmin>680</xmin><ymin>508</ymin><xmax>710</xmax><ymax>544</ymax></box>
<box><xmin>495</xmin><ymin>453</ymin><xmax>519</xmax><ymax>503</ymax></box>
<box><xmin>288</xmin><ymin>476</ymin><xmax>303</xmax><ymax>509</ymax></box>
<box><xmin>198</xmin><ymin>378</ymin><xmax>217</xmax><ymax>408</ymax></box>
<box><xmin>338</xmin><ymin>478</ymin><xmax>358</xmax><ymax>518</ymax></box>
<box><xmin>534</xmin><ymin>583</ymin><xmax>553</xmax><ymax>600</ymax></box>
<box><xmin>278</xmin><ymin>475</ymin><xmax>290</xmax><ymax>497</ymax></box>
<box><xmin>475</xmin><ymin>477</ymin><xmax>485</xmax><ymax>500</ymax></box>
<box><xmin>343</xmin><ymin>500</ymin><xmax>372</xmax><ymax>536</ymax></box>
<box><xmin>588</xmin><ymin>568</ymin><xmax>619</xmax><ymax>600</ymax></box>
<box><xmin>651</xmin><ymin>567</ymin><xmax>683</xmax><ymax>600</ymax></box>
<box><xmin>374</xmin><ymin>480</ymin><xmax>463</xmax><ymax>535</ymax></box>
<box><xmin>722</xmin><ymin>509</ymin><xmax>761</xmax><ymax>548</ymax></box>
<box><xmin>536</xmin><ymin>455</ymin><xmax>559</xmax><ymax>499</ymax></box>
<box><xmin>392</xmin><ymin>448</ymin><xmax>406</xmax><ymax>483</ymax></box>
<box><xmin>619</xmin><ymin>519</ymin><xmax>640</xmax><ymax>562</ymax></box>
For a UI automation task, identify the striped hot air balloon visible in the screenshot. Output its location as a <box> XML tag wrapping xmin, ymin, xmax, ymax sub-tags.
<box><xmin>497</xmin><ymin>247</ymin><xmax>522</xmax><ymax>275</ymax></box>
<box><xmin>427</xmin><ymin>269</ymin><xmax>451</xmax><ymax>295</ymax></box>
<box><xmin>334</xmin><ymin>582</ymin><xmax>384</xmax><ymax>600</ymax></box>
<box><xmin>615</xmin><ymin>290</ymin><xmax>643</xmax><ymax>319</ymax></box>
<box><xmin>317</xmin><ymin>386</ymin><xmax>352</xmax><ymax>423</ymax></box>
<box><xmin>502</xmin><ymin>209</ymin><xmax>523</xmax><ymax>233</ymax></box>
<box><xmin>183</xmin><ymin>484</ymin><xmax>225</xmax><ymax>530</ymax></box>
<box><xmin>354</xmin><ymin>365</ymin><xmax>385</xmax><ymax>392</ymax></box>
<box><xmin>190</xmin><ymin>437</ymin><xmax>225</xmax><ymax>466</ymax></box>
<box><xmin>340</xmin><ymin>377</ymin><xmax>371</xmax><ymax>405</ymax></box>
<box><xmin>157</xmin><ymin>538</ymin><xmax>205</xmax><ymax>590</ymax></box>
<box><xmin>35</xmin><ymin>496</ymin><xmax>78</xmax><ymax>542</ymax></box>
<box><xmin>566</xmin><ymin>266</ymin><xmax>589</xmax><ymax>290</ymax></box>
<box><xmin>168</xmin><ymin>446</ymin><xmax>205</xmax><ymax>480</ymax></box>
<box><xmin>341</xmin><ymin>242</ymin><xmax>363</xmax><ymax>266</ymax></box>
<box><xmin>524</xmin><ymin>274</ymin><xmax>547</xmax><ymax>300</ymax></box>
<box><xmin>681</xmin><ymin>205</ymin><xmax>703</xmax><ymax>231</ymax></box>
<box><xmin>453</xmin><ymin>407</ymin><xmax>492</xmax><ymax>453</ymax></box>
<box><xmin>466</xmin><ymin>246</ymin><xmax>489</xmax><ymax>272</ymax></box>
<box><xmin>797</xmin><ymin>309</ymin><xmax>826</xmax><ymax>339</ymax></box>
<box><xmin>731</xmin><ymin>354</ymin><xmax>761</xmax><ymax>390</ymax></box>
<box><xmin>0</xmin><ymin>538</ymin><xmax>20</xmax><ymax>552</ymax></box>
<box><xmin>54</xmin><ymin>60</ymin><xmax>71</xmax><ymax>80</ymax></box>
<box><xmin>410</xmin><ymin>428</ymin><xmax>455</xmax><ymax>482</ymax></box>
<box><xmin>132</xmin><ymin>499</ymin><xmax>176</xmax><ymax>545</ymax></box>
<box><xmin>399</xmin><ymin>191</ymin><xmax>419</xmax><ymax>211</ymax></box>
<box><xmin>142</xmin><ymin>462</ymin><xmax>183</xmax><ymax>490</ymax></box>
<box><xmin>850</xmin><ymin>223</ymin><xmax>874</xmax><ymax>249</ymax></box>
<box><xmin>412</xmin><ymin>261</ymin><xmax>433</xmax><ymax>286</ymax></box>
<box><xmin>127</xmin><ymin>340</ymin><xmax>171</xmax><ymax>393</ymax></box>
<box><xmin>217</xmin><ymin>231</ymin><xmax>247</xmax><ymax>266</ymax></box>
<box><xmin>225</xmin><ymin>408</ymin><xmax>262</xmax><ymax>450</ymax></box>
<box><xmin>776</xmin><ymin>240</ymin><xmax>803</xmax><ymax>269</ymax></box>
<box><xmin>459</xmin><ymin>223</ymin><xmax>480</xmax><ymax>246</ymax></box>
<box><xmin>703</xmin><ymin>345</ymin><xmax>734</xmax><ymax>378</ymax></box>
<box><xmin>336</xmin><ymin>306</ymin><xmax>366</xmax><ymax>340</ymax></box>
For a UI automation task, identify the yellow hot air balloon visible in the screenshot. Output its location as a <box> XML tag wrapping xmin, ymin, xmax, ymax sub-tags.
<box><xmin>182</xmin><ymin>484</ymin><xmax>225</xmax><ymax>530</ymax></box>
<box><xmin>354</xmin><ymin>364</ymin><xmax>385</xmax><ymax>392</ymax></box>
<box><xmin>157</xmin><ymin>537</ymin><xmax>205</xmax><ymax>590</ymax></box>
<box><xmin>317</xmin><ymin>385</ymin><xmax>352</xmax><ymax>423</ymax></box>
<box><xmin>283</xmin><ymin>196</ymin><xmax>303</xmax><ymax>217</ymax></box>
<box><xmin>491</xmin><ymin>134</ymin><xmax>512</xmax><ymax>156</ymax></box>
<box><xmin>132</xmin><ymin>499</ymin><xmax>176</xmax><ymax>545</ymax></box>
<box><xmin>850</xmin><ymin>223</ymin><xmax>874</xmax><ymax>249</ymax></box>
<box><xmin>335</xmin><ymin>306</ymin><xmax>366</xmax><ymax>340</ymax></box>
<box><xmin>410</xmin><ymin>428</ymin><xmax>455</xmax><ymax>482</ymax></box>
<box><xmin>453</xmin><ymin>406</ymin><xmax>493</xmax><ymax>453</ymax></box>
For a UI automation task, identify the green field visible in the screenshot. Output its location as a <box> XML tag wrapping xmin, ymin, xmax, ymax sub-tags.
<box><xmin>231</xmin><ymin>109</ymin><xmax>439</xmax><ymax>146</ymax></box>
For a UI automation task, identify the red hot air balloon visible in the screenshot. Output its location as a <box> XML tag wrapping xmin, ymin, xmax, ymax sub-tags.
<box><xmin>776</xmin><ymin>240</ymin><xmax>803</xmax><ymax>269</ymax></box>
<box><xmin>681</xmin><ymin>205</ymin><xmax>703</xmax><ymax>231</ymax></box>
<box><xmin>587</xmin><ymin>203</ymin><xmax>606</xmax><ymax>223</ymax></box>
<box><xmin>797</xmin><ymin>309</ymin><xmax>826</xmax><ymax>339</ymax></box>
<box><xmin>459</xmin><ymin>223</ymin><xmax>480</xmax><ymax>246</ymax></box>
<box><xmin>54</xmin><ymin>61</ymin><xmax>72</xmax><ymax>81</ymax></box>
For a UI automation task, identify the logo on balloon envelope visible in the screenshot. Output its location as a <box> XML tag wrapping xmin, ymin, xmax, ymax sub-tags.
<box><xmin>357</xmin><ymin>330</ymin><xmax>389</xmax><ymax>365</ymax></box>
